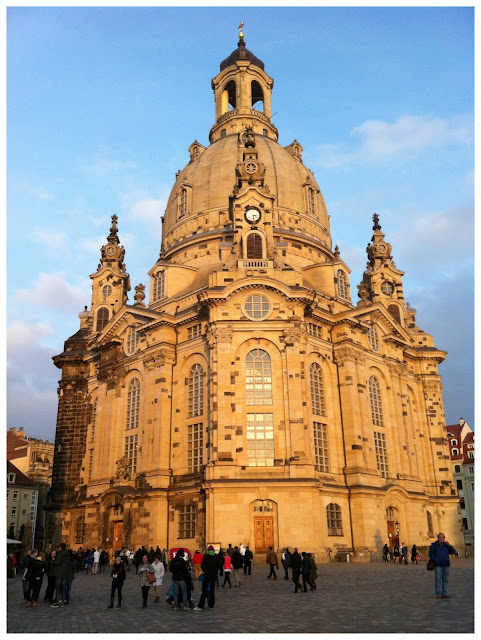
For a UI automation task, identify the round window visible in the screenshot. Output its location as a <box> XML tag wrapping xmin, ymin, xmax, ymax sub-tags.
<box><xmin>381</xmin><ymin>281</ymin><xmax>394</xmax><ymax>296</ymax></box>
<box><xmin>102</xmin><ymin>285</ymin><xmax>112</xmax><ymax>300</ymax></box>
<box><xmin>244</xmin><ymin>294</ymin><xmax>271</xmax><ymax>320</ymax></box>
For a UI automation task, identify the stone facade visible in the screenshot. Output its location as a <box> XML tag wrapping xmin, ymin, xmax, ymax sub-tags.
<box><xmin>47</xmin><ymin>34</ymin><xmax>463</xmax><ymax>560</ymax></box>
<box><xmin>446</xmin><ymin>419</ymin><xmax>474</xmax><ymax>552</ymax></box>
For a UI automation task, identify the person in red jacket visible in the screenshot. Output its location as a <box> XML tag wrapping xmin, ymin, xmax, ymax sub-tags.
<box><xmin>192</xmin><ymin>550</ymin><xmax>203</xmax><ymax>580</ymax></box>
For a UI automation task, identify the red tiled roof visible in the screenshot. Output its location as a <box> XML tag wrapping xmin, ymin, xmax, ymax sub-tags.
<box><xmin>7</xmin><ymin>460</ymin><xmax>36</xmax><ymax>487</ymax></box>
<box><xmin>7</xmin><ymin>430</ymin><xmax>28</xmax><ymax>461</ymax></box>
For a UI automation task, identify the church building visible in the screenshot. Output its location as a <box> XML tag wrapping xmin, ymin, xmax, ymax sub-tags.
<box><xmin>47</xmin><ymin>31</ymin><xmax>463</xmax><ymax>560</ymax></box>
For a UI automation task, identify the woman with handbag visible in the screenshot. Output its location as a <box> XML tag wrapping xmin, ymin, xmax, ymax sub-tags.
<box><xmin>152</xmin><ymin>556</ymin><xmax>165</xmax><ymax>602</ymax></box>
<box><xmin>138</xmin><ymin>554</ymin><xmax>155</xmax><ymax>608</ymax></box>
<box><xmin>108</xmin><ymin>557</ymin><xmax>126</xmax><ymax>608</ymax></box>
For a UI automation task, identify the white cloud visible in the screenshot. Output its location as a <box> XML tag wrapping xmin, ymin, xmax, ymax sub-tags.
<box><xmin>31</xmin><ymin>227</ymin><xmax>72</xmax><ymax>259</ymax></box>
<box><xmin>22</xmin><ymin>183</ymin><xmax>55</xmax><ymax>202</ymax></box>
<box><xmin>15</xmin><ymin>272</ymin><xmax>88</xmax><ymax>312</ymax></box>
<box><xmin>7</xmin><ymin>321</ymin><xmax>54</xmax><ymax>351</ymax></box>
<box><xmin>317</xmin><ymin>114</ymin><xmax>473</xmax><ymax>168</ymax></box>
<box><xmin>80</xmin><ymin>147</ymin><xmax>137</xmax><ymax>177</ymax></box>
<box><xmin>130</xmin><ymin>197</ymin><xmax>166</xmax><ymax>223</ymax></box>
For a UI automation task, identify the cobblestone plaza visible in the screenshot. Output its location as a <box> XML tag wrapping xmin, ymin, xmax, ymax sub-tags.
<box><xmin>7</xmin><ymin>558</ymin><xmax>473</xmax><ymax>634</ymax></box>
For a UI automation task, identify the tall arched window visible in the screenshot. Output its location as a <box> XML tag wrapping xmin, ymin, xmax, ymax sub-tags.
<box><xmin>326</xmin><ymin>503</ymin><xmax>343</xmax><ymax>536</ymax></box>
<box><xmin>126</xmin><ymin>327</ymin><xmax>139</xmax><ymax>355</ymax></box>
<box><xmin>126</xmin><ymin>379</ymin><xmax>140</xmax><ymax>430</ymax></box>
<box><xmin>180</xmin><ymin>188</ymin><xmax>187</xmax><ymax>217</ymax></box>
<box><xmin>369</xmin><ymin>376</ymin><xmax>384</xmax><ymax>426</ymax></box>
<box><xmin>310</xmin><ymin>363</ymin><xmax>326</xmax><ymax>416</ymax></box>
<box><xmin>251</xmin><ymin>80</ymin><xmax>264</xmax><ymax>111</ymax></box>
<box><xmin>246</xmin><ymin>349</ymin><xmax>272</xmax><ymax>405</ymax></box>
<box><xmin>308</xmin><ymin>187</ymin><xmax>316</xmax><ymax>215</ymax></box>
<box><xmin>336</xmin><ymin>270</ymin><xmax>348</xmax><ymax>300</ymax></box>
<box><xmin>96</xmin><ymin>307</ymin><xmax>109</xmax><ymax>331</ymax></box>
<box><xmin>368</xmin><ymin>325</ymin><xmax>379</xmax><ymax>351</ymax></box>
<box><xmin>189</xmin><ymin>364</ymin><xmax>204</xmax><ymax>418</ymax></box>
<box><xmin>154</xmin><ymin>272</ymin><xmax>165</xmax><ymax>301</ymax></box>
<box><xmin>75</xmin><ymin>515</ymin><xmax>85</xmax><ymax>544</ymax></box>
<box><xmin>246</xmin><ymin>233</ymin><xmax>263</xmax><ymax>259</ymax></box>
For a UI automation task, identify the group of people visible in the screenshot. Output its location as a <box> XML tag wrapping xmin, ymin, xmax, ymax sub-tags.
<box><xmin>382</xmin><ymin>542</ymin><xmax>420</xmax><ymax>564</ymax></box>
<box><xmin>19</xmin><ymin>543</ymin><xmax>76</xmax><ymax>608</ymax></box>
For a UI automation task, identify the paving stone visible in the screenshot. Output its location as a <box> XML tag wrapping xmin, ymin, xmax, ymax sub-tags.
<box><xmin>7</xmin><ymin>559</ymin><xmax>473</xmax><ymax>633</ymax></box>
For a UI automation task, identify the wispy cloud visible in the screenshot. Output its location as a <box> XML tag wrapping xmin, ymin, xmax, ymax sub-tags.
<box><xmin>31</xmin><ymin>227</ymin><xmax>72</xmax><ymax>259</ymax></box>
<box><xmin>15</xmin><ymin>272</ymin><xmax>88</xmax><ymax>312</ymax></box>
<box><xmin>317</xmin><ymin>114</ymin><xmax>473</xmax><ymax>168</ymax></box>
<box><xmin>22</xmin><ymin>183</ymin><xmax>55</xmax><ymax>201</ymax></box>
<box><xmin>79</xmin><ymin>147</ymin><xmax>137</xmax><ymax>177</ymax></box>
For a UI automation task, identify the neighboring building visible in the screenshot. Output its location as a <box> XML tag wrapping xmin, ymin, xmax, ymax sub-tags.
<box><xmin>446</xmin><ymin>419</ymin><xmax>474</xmax><ymax>550</ymax></box>
<box><xmin>7</xmin><ymin>460</ymin><xmax>38</xmax><ymax>541</ymax></box>
<box><xmin>7</xmin><ymin>428</ymin><xmax>54</xmax><ymax>547</ymax></box>
<box><xmin>47</xmin><ymin>32</ymin><xmax>463</xmax><ymax>560</ymax></box>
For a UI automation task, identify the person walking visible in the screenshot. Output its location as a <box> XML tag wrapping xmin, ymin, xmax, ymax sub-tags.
<box><xmin>301</xmin><ymin>552</ymin><xmax>315</xmax><ymax>592</ymax></box>
<box><xmin>138</xmin><ymin>554</ymin><xmax>155</xmax><ymax>608</ymax></box>
<box><xmin>100</xmin><ymin>549</ymin><xmax>109</xmax><ymax>573</ymax></box>
<box><xmin>382</xmin><ymin>544</ymin><xmax>389</xmax><ymax>562</ymax></box>
<box><xmin>411</xmin><ymin>544</ymin><xmax>419</xmax><ymax>564</ymax></box>
<box><xmin>152</xmin><ymin>556</ymin><xmax>165</xmax><ymax>602</ymax></box>
<box><xmin>43</xmin><ymin>550</ymin><xmax>56</xmax><ymax>603</ymax></box>
<box><xmin>281</xmin><ymin>548</ymin><xmax>292</xmax><ymax>580</ymax></box>
<box><xmin>308</xmin><ymin>553</ymin><xmax>317</xmax><ymax>589</ymax></box>
<box><xmin>217</xmin><ymin>547</ymin><xmax>224</xmax><ymax>579</ymax></box>
<box><xmin>243</xmin><ymin>546</ymin><xmax>253</xmax><ymax>575</ymax></box>
<box><xmin>429</xmin><ymin>533</ymin><xmax>458</xmax><ymax>599</ymax></box>
<box><xmin>290</xmin><ymin>548</ymin><xmax>302</xmax><ymax>593</ymax></box>
<box><xmin>51</xmin><ymin>543</ymin><xmax>71</xmax><ymax>608</ymax></box>
<box><xmin>85</xmin><ymin>549</ymin><xmax>94</xmax><ymax>575</ymax></box>
<box><xmin>92</xmin><ymin>548</ymin><xmax>100</xmax><ymax>575</ymax></box>
<box><xmin>26</xmin><ymin>550</ymin><xmax>44</xmax><ymax>607</ymax></box>
<box><xmin>193</xmin><ymin>550</ymin><xmax>203</xmax><ymax>580</ymax></box>
<box><xmin>401</xmin><ymin>543</ymin><xmax>408</xmax><ymax>566</ymax></box>
<box><xmin>231</xmin><ymin>546</ymin><xmax>243</xmax><ymax>587</ymax></box>
<box><xmin>108</xmin><ymin>557</ymin><xmax>126</xmax><ymax>608</ymax></box>
<box><xmin>169</xmin><ymin>549</ymin><xmax>190</xmax><ymax>611</ymax></box>
<box><xmin>393</xmin><ymin>543</ymin><xmax>400</xmax><ymax>564</ymax></box>
<box><xmin>266</xmin><ymin>546</ymin><xmax>278</xmax><ymax>580</ymax></box>
<box><xmin>222</xmin><ymin>554</ymin><xmax>232</xmax><ymax>588</ymax></box>
<box><xmin>226</xmin><ymin>544</ymin><xmax>234</xmax><ymax>558</ymax></box>
<box><xmin>193</xmin><ymin>545</ymin><xmax>220</xmax><ymax>611</ymax></box>
<box><xmin>22</xmin><ymin>549</ymin><xmax>32</xmax><ymax>603</ymax></box>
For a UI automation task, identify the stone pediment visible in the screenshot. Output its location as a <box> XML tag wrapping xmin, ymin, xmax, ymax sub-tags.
<box><xmin>94</xmin><ymin>305</ymin><xmax>162</xmax><ymax>345</ymax></box>
<box><xmin>337</xmin><ymin>304</ymin><xmax>413</xmax><ymax>346</ymax></box>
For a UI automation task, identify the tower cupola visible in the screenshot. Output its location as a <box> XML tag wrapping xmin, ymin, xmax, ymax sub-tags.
<box><xmin>210</xmin><ymin>25</ymin><xmax>278</xmax><ymax>143</ymax></box>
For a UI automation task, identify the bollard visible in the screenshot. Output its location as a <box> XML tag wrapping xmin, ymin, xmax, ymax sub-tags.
<box><xmin>346</xmin><ymin>553</ymin><xmax>350</xmax><ymax>563</ymax></box>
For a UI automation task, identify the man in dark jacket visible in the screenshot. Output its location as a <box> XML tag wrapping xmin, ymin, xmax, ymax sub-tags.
<box><xmin>266</xmin><ymin>546</ymin><xmax>278</xmax><ymax>580</ymax></box>
<box><xmin>169</xmin><ymin>548</ymin><xmax>190</xmax><ymax>610</ymax></box>
<box><xmin>290</xmin><ymin>548</ymin><xmax>302</xmax><ymax>593</ymax></box>
<box><xmin>281</xmin><ymin>548</ymin><xmax>292</xmax><ymax>580</ymax></box>
<box><xmin>51</xmin><ymin>543</ymin><xmax>71</xmax><ymax>608</ymax></box>
<box><xmin>429</xmin><ymin>533</ymin><xmax>457</xmax><ymax>599</ymax></box>
<box><xmin>26</xmin><ymin>550</ymin><xmax>44</xmax><ymax>606</ymax></box>
<box><xmin>231</xmin><ymin>546</ymin><xmax>243</xmax><ymax>587</ymax></box>
<box><xmin>243</xmin><ymin>546</ymin><xmax>253</xmax><ymax>575</ymax></box>
<box><xmin>193</xmin><ymin>546</ymin><xmax>220</xmax><ymax>610</ymax></box>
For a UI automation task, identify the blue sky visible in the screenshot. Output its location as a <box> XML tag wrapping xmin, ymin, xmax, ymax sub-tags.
<box><xmin>6</xmin><ymin>6</ymin><xmax>474</xmax><ymax>440</ymax></box>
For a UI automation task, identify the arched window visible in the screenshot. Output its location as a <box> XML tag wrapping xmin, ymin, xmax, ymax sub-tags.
<box><xmin>451</xmin><ymin>439</ymin><xmax>458</xmax><ymax>446</ymax></box>
<box><xmin>90</xmin><ymin>399</ymin><xmax>97</xmax><ymax>443</ymax></box>
<box><xmin>426</xmin><ymin>510</ymin><xmax>434</xmax><ymax>537</ymax></box>
<box><xmin>308</xmin><ymin>187</ymin><xmax>316</xmax><ymax>215</ymax></box>
<box><xmin>452</xmin><ymin>448</ymin><xmax>458</xmax><ymax>456</ymax></box>
<box><xmin>369</xmin><ymin>376</ymin><xmax>384</xmax><ymax>426</ymax></box>
<box><xmin>368</xmin><ymin>325</ymin><xmax>379</xmax><ymax>351</ymax></box>
<box><xmin>126</xmin><ymin>379</ymin><xmax>140</xmax><ymax>430</ymax></box>
<box><xmin>180</xmin><ymin>188</ymin><xmax>187</xmax><ymax>217</ymax></box>
<box><xmin>96</xmin><ymin>307</ymin><xmax>110</xmax><ymax>331</ymax></box>
<box><xmin>388</xmin><ymin>304</ymin><xmax>401</xmax><ymax>323</ymax></box>
<box><xmin>454</xmin><ymin>465</ymin><xmax>461</xmax><ymax>473</ymax></box>
<box><xmin>222</xmin><ymin>80</ymin><xmax>236</xmax><ymax>113</ymax></box>
<box><xmin>75</xmin><ymin>515</ymin><xmax>85</xmax><ymax>544</ymax></box>
<box><xmin>188</xmin><ymin>364</ymin><xmax>204</xmax><ymax>418</ymax></box>
<box><xmin>126</xmin><ymin>327</ymin><xmax>139</xmax><ymax>355</ymax></box>
<box><xmin>102</xmin><ymin>285</ymin><xmax>112</xmax><ymax>300</ymax></box>
<box><xmin>310</xmin><ymin>363</ymin><xmax>326</xmax><ymax>417</ymax></box>
<box><xmin>154</xmin><ymin>272</ymin><xmax>165</xmax><ymax>301</ymax></box>
<box><xmin>326</xmin><ymin>503</ymin><xmax>343</xmax><ymax>536</ymax></box>
<box><xmin>221</xmin><ymin>129</ymin><xmax>227</xmax><ymax>138</ymax></box>
<box><xmin>336</xmin><ymin>270</ymin><xmax>348</xmax><ymax>300</ymax></box>
<box><xmin>246</xmin><ymin>233</ymin><xmax>263</xmax><ymax>259</ymax></box>
<box><xmin>251</xmin><ymin>80</ymin><xmax>264</xmax><ymax>111</ymax></box>
<box><xmin>246</xmin><ymin>349</ymin><xmax>272</xmax><ymax>405</ymax></box>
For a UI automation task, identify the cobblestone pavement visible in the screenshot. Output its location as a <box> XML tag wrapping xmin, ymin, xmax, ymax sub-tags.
<box><xmin>7</xmin><ymin>558</ymin><xmax>474</xmax><ymax>634</ymax></box>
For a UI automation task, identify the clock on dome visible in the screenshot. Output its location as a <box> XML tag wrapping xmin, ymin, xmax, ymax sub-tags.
<box><xmin>106</xmin><ymin>246</ymin><xmax>116</xmax><ymax>256</ymax></box>
<box><xmin>245</xmin><ymin>208</ymin><xmax>261</xmax><ymax>224</ymax></box>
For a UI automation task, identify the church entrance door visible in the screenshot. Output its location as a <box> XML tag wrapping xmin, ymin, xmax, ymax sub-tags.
<box><xmin>113</xmin><ymin>522</ymin><xmax>123</xmax><ymax>551</ymax></box>
<box><xmin>254</xmin><ymin>517</ymin><xmax>273</xmax><ymax>553</ymax></box>
<box><xmin>387</xmin><ymin>521</ymin><xmax>396</xmax><ymax>548</ymax></box>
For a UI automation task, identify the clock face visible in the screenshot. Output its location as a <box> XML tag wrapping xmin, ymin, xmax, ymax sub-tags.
<box><xmin>106</xmin><ymin>246</ymin><xmax>115</xmax><ymax>256</ymax></box>
<box><xmin>245</xmin><ymin>208</ymin><xmax>261</xmax><ymax>224</ymax></box>
<box><xmin>377</xmin><ymin>243</ymin><xmax>387</xmax><ymax>254</ymax></box>
<box><xmin>245</xmin><ymin>161</ymin><xmax>257</xmax><ymax>175</ymax></box>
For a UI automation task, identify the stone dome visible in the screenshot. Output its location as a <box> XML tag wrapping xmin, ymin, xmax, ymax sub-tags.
<box><xmin>162</xmin><ymin>133</ymin><xmax>330</xmax><ymax>251</ymax></box>
<box><xmin>220</xmin><ymin>41</ymin><xmax>265</xmax><ymax>72</ymax></box>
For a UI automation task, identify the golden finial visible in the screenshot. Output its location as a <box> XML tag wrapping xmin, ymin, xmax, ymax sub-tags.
<box><xmin>238</xmin><ymin>21</ymin><xmax>245</xmax><ymax>41</ymax></box>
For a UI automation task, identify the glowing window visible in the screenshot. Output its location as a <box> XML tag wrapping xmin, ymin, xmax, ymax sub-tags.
<box><xmin>126</xmin><ymin>379</ymin><xmax>140</xmax><ymax>430</ymax></box>
<box><xmin>369</xmin><ymin>376</ymin><xmax>384</xmax><ymax>427</ymax></box>
<box><xmin>188</xmin><ymin>364</ymin><xmax>204</xmax><ymax>418</ymax></box>
<box><xmin>244</xmin><ymin>295</ymin><xmax>270</xmax><ymax>320</ymax></box>
<box><xmin>246</xmin><ymin>349</ymin><xmax>272</xmax><ymax>405</ymax></box>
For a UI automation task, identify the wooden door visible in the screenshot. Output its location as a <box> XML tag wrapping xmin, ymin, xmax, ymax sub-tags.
<box><xmin>254</xmin><ymin>517</ymin><xmax>274</xmax><ymax>553</ymax></box>
<box><xmin>113</xmin><ymin>522</ymin><xmax>123</xmax><ymax>551</ymax></box>
<box><xmin>387</xmin><ymin>521</ymin><xmax>396</xmax><ymax>548</ymax></box>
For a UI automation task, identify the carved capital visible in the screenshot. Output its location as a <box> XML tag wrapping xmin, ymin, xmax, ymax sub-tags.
<box><xmin>388</xmin><ymin>363</ymin><xmax>406</xmax><ymax>378</ymax></box>
<box><xmin>335</xmin><ymin>347</ymin><xmax>366</xmax><ymax>366</ymax></box>
<box><xmin>143</xmin><ymin>348</ymin><xmax>176</xmax><ymax>371</ymax></box>
<box><xmin>206</xmin><ymin>324</ymin><xmax>233</xmax><ymax>350</ymax></box>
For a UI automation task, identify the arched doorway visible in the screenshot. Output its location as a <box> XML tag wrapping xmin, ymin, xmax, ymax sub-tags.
<box><xmin>386</xmin><ymin>506</ymin><xmax>400</xmax><ymax>550</ymax></box>
<box><xmin>252</xmin><ymin>500</ymin><xmax>275</xmax><ymax>553</ymax></box>
<box><xmin>111</xmin><ymin>504</ymin><xmax>124</xmax><ymax>552</ymax></box>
